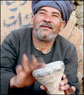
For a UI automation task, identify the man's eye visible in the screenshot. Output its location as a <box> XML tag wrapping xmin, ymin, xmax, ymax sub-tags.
<box><xmin>39</xmin><ymin>12</ymin><xmax>45</xmax><ymax>14</ymax></box>
<box><xmin>52</xmin><ymin>15</ymin><xmax>58</xmax><ymax>17</ymax></box>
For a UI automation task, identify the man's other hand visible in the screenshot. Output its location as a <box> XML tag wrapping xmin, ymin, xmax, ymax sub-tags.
<box><xmin>40</xmin><ymin>74</ymin><xmax>76</xmax><ymax>94</ymax></box>
<box><xmin>59</xmin><ymin>74</ymin><xmax>76</xmax><ymax>94</ymax></box>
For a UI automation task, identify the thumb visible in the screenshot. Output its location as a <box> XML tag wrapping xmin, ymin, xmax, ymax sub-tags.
<box><xmin>16</xmin><ymin>65</ymin><xmax>23</xmax><ymax>74</ymax></box>
<box><xmin>40</xmin><ymin>85</ymin><xmax>46</xmax><ymax>90</ymax></box>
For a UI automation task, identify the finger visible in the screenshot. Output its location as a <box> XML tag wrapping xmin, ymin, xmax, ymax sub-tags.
<box><xmin>59</xmin><ymin>79</ymin><xmax>68</xmax><ymax>86</ymax></box>
<box><xmin>70</xmin><ymin>86</ymin><xmax>76</xmax><ymax>93</ymax></box>
<box><xmin>40</xmin><ymin>85</ymin><xmax>49</xmax><ymax>94</ymax></box>
<box><xmin>22</xmin><ymin>54</ymin><xmax>30</xmax><ymax>73</ymax></box>
<box><xmin>62</xmin><ymin>74</ymin><xmax>66</xmax><ymax>80</ymax></box>
<box><xmin>40</xmin><ymin>85</ymin><xmax>46</xmax><ymax>90</ymax></box>
<box><xmin>37</xmin><ymin>57</ymin><xmax>45</xmax><ymax>64</ymax></box>
<box><xmin>64</xmin><ymin>86</ymin><xmax>76</xmax><ymax>94</ymax></box>
<box><xmin>37</xmin><ymin>57</ymin><xmax>46</xmax><ymax>69</ymax></box>
<box><xmin>64</xmin><ymin>89</ymin><xmax>70</xmax><ymax>94</ymax></box>
<box><xmin>60</xmin><ymin>84</ymin><xmax>70</xmax><ymax>91</ymax></box>
<box><xmin>30</xmin><ymin>55</ymin><xmax>38</xmax><ymax>70</ymax></box>
<box><xmin>36</xmin><ymin>63</ymin><xmax>46</xmax><ymax>69</ymax></box>
<box><xmin>16</xmin><ymin>65</ymin><xmax>23</xmax><ymax>74</ymax></box>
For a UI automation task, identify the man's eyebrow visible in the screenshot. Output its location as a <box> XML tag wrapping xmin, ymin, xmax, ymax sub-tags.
<box><xmin>52</xmin><ymin>12</ymin><xmax>60</xmax><ymax>16</ymax></box>
<box><xmin>38</xmin><ymin>8</ymin><xmax>47</xmax><ymax>12</ymax></box>
<box><xmin>38</xmin><ymin>9</ymin><xmax>60</xmax><ymax>16</ymax></box>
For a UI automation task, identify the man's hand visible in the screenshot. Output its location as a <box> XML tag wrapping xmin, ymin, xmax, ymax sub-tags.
<box><xmin>59</xmin><ymin>74</ymin><xmax>76</xmax><ymax>94</ymax></box>
<box><xmin>40</xmin><ymin>74</ymin><xmax>76</xmax><ymax>94</ymax></box>
<box><xmin>10</xmin><ymin>54</ymin><xmax>44</xmax><ymax>88</ymax></box>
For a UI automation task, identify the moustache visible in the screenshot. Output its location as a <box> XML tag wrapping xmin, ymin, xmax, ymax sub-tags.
<box><xmin>39</xmin><ymin>22</ymin><xmax>54</xmax><ymax>29</ymax></box>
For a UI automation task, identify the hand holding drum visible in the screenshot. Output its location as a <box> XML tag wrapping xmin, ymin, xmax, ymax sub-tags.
<box><xmin>32</xmin><ymin>61</ymin><xmax>65</xmax><ymax>94</ymax></box>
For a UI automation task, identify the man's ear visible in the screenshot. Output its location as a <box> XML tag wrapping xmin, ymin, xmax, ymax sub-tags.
<box><xmin>31</xmin><ymin>15</ymin><xmax>34</xmax><ymax>24</ymax></box>
<box><xmin>60</xmin><ymin>21</ymin><xmax>66</xmax><ymax>31</ymax></box>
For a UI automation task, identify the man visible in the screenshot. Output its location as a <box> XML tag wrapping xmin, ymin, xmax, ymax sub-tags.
<box><xmin>1</xmin><ymin>0</ymin><xmax>79</xmax><ymax>95</ymax></box>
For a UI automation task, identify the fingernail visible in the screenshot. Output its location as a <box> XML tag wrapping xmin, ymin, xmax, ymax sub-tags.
<box><xmin>60</xmin><ymin>82</ymin><xmax>64</xmax><ymax>85</ymax></box>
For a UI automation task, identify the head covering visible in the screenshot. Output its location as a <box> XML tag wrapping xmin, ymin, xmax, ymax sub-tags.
<box><xmin>32</xmin><ymin>0</ymin><xmax>74</xmax><ymax>23</ymax></box>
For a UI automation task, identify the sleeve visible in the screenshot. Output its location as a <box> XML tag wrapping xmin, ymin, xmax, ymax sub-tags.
<box><xmin>1</xmin><ymin>31</ymin><xmax>19</xmax><ymax>95</ymax></box>
<box><xmin>64</xmin><ymin>44</ymin><xmax>80</xmax><ymax>95</ymax></box>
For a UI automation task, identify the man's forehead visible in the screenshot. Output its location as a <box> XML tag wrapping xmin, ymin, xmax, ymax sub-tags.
<box><xmin>38</xmin><ymin>6</ymin><xmax>61</xmax><ymax>14</ymax></box>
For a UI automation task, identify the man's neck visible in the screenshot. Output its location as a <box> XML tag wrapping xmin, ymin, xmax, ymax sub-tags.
<box><xmin>32</xmin><ymin>32</ymin><xmax>55</xmax><ymax>54</ymax></box>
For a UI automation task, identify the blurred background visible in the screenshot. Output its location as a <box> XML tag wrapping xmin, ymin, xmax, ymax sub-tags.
<box><xmin>1</xmin><ymin>1</ymin><xmax>83</xmax><ymax>94</ymax></box>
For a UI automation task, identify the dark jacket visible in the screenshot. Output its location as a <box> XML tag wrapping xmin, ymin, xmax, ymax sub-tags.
<box><xmin>1</xmin><ymin>27</ymin><xmax>79</xmax><ymax>95</ymax></box>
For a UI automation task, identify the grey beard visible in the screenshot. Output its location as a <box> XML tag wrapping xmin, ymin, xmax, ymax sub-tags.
<box><xmin>33</xmin><ymin>29</ymin><xmax>57</xmax><ymax>42</ymax></box>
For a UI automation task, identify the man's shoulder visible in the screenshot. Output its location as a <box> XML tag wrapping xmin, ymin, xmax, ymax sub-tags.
<box><xmin>54</xmin><ymin>35</ymin><xmax>77</xmax><ymax>58</ymax></box>
<box><xmin>11</xmin><ymin>26</ymin><xmax>32</xmax><ymax>37</ymax></box>
<box><xmin>2</xmin><ymin>27</ymin><xmax>33</xmax><ymax>45</ymax></box>
<box><xmin>56</xmin><ymin>35</ymin><xmax>75</xmax><ymax>49</ymax></box>
<box><xmin>7</xmin><ymin>27</ymin><xmax>33</xmax><ymax>42</ymax></box>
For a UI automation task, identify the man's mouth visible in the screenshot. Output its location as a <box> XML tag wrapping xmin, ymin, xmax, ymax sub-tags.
<box><xmin>40</xmin><ymin>25</ymin><xmax>52</xmax><ymax>29</ymax></box>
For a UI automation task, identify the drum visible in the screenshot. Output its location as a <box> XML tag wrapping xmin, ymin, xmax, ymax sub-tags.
<box><xmin>32</xmin><ymin>61</ymin><xmax>65</xmax><ymax>94</ymax></box>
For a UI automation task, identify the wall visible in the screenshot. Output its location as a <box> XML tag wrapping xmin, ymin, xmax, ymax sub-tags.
<box><xmin>1</xmin><ymin>1</ymin><xmax>32</xmax><ymax>42</ymax></box>
<box><xmin>1</xmin><ymin>1</ymin><xmax>83</xmax><ymax>94</ymax></box>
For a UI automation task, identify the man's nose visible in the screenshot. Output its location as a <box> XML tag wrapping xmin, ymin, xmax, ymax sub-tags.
<box><xmin>43</xmin><ymin>15</ymin><xmax>52</xmax><ymax>23</ymax></box>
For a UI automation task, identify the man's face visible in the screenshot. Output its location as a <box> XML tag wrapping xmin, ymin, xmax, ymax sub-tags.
<box><xmin>32</xmin><ymin>7</ymin><xmax>65</xmax><ymax>42</ymax></box>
